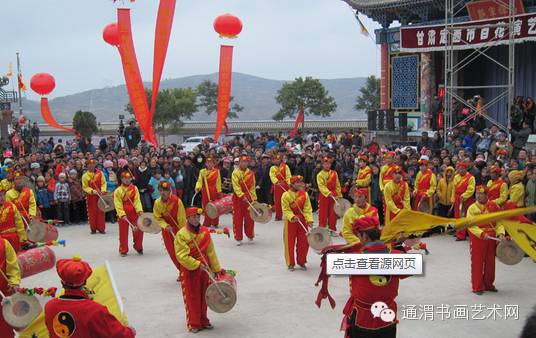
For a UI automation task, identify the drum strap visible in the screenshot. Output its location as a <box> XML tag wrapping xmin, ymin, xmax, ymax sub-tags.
<box><xmin>203</xmin><ymin>172</ymin><xmax>212</xmax><ymax>202</ymax></box>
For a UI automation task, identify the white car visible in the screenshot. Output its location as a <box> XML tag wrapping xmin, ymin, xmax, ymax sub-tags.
<box><xmin>181</xmin><ymin>136</ymin><xmax>210</xmax><ymax>153</ymax></box>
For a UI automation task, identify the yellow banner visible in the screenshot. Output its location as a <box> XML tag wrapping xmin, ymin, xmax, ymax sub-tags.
<box><xmin>499</xmin><ymin>220</ymin><xmax>536</xmax><ymax>260</ymax></box>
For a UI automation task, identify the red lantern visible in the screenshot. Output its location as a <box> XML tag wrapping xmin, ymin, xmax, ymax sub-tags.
<box><xmin>18</xmin><ymin>115</ymin><xmax>26</xmax><ymax>125</ymax></box>
<box><xmin>30</xmin><ymin>73</ymin><xmax>56</xmax><ymax>96</ymax></box>
<box><xmin>213</xmin><ymin>14</ymin><xmax>242</xmax><ymax>38</ymax></box>
<box><xmin>103</xmin><ymin>23</ymin><xmax>120</xmax><ymax>47</ymax></box>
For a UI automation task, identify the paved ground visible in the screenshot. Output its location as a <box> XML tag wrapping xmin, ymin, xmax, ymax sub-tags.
<box><xmin>25</xmin><ymin>214</ymin><xmax>536</xmax><ymax>338</ymax></box>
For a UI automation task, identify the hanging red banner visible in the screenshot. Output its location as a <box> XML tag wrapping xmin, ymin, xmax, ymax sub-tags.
<box><xmin>40</xmin><ymin>98</ymin><xmax>78</xmax><ymax>135</ymax></box>
<box><xmin>150</xmin><ymin>0</ymin><xmax>176</xmax><ymax>126</ymax></box>
<box><xmin>117</xmin><ymin>8</ymin><xmax>157</xmax><ymax>145</ymax></box>
<box><xmin>289</xmin><ymin>107</ymin><xmax>304</xmax><ymax>137</ymax></box>
<box><xmin>213</xmin><ymin>45</ymin><xmax>234</xmax><ymax>142</ymax></box>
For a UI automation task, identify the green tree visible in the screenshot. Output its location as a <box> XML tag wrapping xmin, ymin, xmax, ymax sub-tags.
<box><xmin>72</xmin><ymin>110</ymin><xmax>98</xmax><ymax>138</ymax></box>
<box><xmin>355</xmin><ymin>75</ymin><xmax>380</xmax><ymax>110</ymax></box>
<box><xmin>196</xmin><ymin>80</ymin><xmax>244</xmax><ymax>118</ymax></box>
<box><xmin>125</xmin><ymin>88</ymin><xmax>198</xmax><ymax>143</ymax></box>
<box><xmin>273</xmin><ymin>77</ymin><xmax>337</xmax><ymax>120</ymax></box>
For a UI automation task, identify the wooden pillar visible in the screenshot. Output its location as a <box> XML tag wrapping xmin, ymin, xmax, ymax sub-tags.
<box><xmin>380</xmin><ymin>43</ymin><xmax>389</xmax><ymax>110</ymax></box>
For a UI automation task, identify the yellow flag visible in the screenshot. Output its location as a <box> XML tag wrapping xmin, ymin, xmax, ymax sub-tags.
<box><xmin>355</xmin><ymin>13</ymin><xmax>369</xmax><ymax>37</ymax></box>
<box><xmin>6</xmin><ymin>62</ymin><xmax>13</xmax><ymax>77</ymax></box>
<box><xmin>498</xmin><ymin>220</ymin><xmax>536</xmax><ymax>260</ymax></box>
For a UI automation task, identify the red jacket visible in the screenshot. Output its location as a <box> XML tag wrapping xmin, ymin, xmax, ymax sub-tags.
<box><xmin>44</xmin><ymin>289</ymin><xmax>134</xmax><ymax>338</ymax></box>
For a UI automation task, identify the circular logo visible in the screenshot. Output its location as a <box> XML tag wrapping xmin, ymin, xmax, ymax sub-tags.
<box><xmin>52</xmin><ymin>311</ymin><xmax>76</xmax><ymax>338</ymax></box>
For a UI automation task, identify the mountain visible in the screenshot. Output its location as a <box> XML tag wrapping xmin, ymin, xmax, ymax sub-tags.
<box><xmin>20</xmin><ymin>73</ymin><xmax>367</xmax><ymax>123</ymax></box>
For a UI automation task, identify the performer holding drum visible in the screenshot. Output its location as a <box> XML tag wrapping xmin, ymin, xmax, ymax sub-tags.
<box><xmin>383</xmin><ymin>166</ymin><xmax>410</xmax><ymax>226</ymax></box>
<box><xmin>452</xmin><ymin>162</ymin><xmax>475</xmax><ymax>241</ymax></box>
<box><xmin>316</xmin><ymin>156</ymin><xmax>342</xmax><ymax>231</ymax></box>
<box><xmin>355</xmin><ymin>155</ymin><xmax>371</xmax><ymax>204</ymax></box>
<box><xmin>281</xmin><ymin>175</ymin><xmax>313</xmax><ymax>271</ymax></box>
<box><xmin>6</xmin><ymin>171</ymin><xmax>37</xmax><ymax>226</ymax></box>
<box><xmin>342</xmin><ymin>188</ymin><xmax>379</xmax><ymax>245</ymax></box>
<box><xmin>174</xmin><ymin>208</ymin><xmax>222</xmax><ymax>333</ymax></box>
<box><xmin>270</xmin><ymin>153</ymin><xmax>291</xmax><ymax>221</ymax></box>
<box><xmin>154</xmin><ymin>181</ymin><xmax>186</xmax><ymax>272</ymax></box>
<box><xmin>82</xmin><ymin>159</ymin><xmax>107</xmax><ymax>234</ymax></box>
<box><xmin>412</xmin><ymin>157</ymin><xmax>436</xmax><ymax>213</ymax></box>
<box><xmin>231</xmin><ymin>155</ymin><xmax>257</xmax><ymax>246</ymax></box>
<box><xmin>0</xmin><ymin>236</ymin><xmax>21</xmax><ymax>338</ymax></box>
<box><xmin>195</xmin><ymin>156</ymin><xmax>222</xmax><ymax>228</ymax></box>
<box><xmin>114</xmin><ymin>172</ymin><xmax>144</xmax><ymax>257</ymax></box>
<box><xmin>0</xmin><ymin>167</ymin><xmax>14</xmax><ymax>193</ymax></box>
<box><xmin>467</xmin><ymin>186</ymin><xmax>505</xmax><ymax>295</ymax></box>
<box><xmin>0</xmin><ymin>189</ymin><xmax>27</xmax><ymax>252</ymax></box>
<box><xmin>487</xmin><ymin>165</ymin><xmax>508</xmax><ymax>207</ymax></box>
<box><xmin>44</xmin><ymin>256</ymin><xmax>136</xmax><ymax>337</ymax></box>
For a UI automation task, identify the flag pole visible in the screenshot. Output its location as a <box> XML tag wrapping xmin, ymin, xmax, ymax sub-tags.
<box><xmin>16</xmin><ymin>52</ymin><xmax>23</xmax><ymax>116</ymax></box>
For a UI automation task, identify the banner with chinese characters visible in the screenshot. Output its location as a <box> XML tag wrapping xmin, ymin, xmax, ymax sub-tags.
<box><xmin>466</xmin><ymin>0</ymin><xmax>524</xmax><ymax>21</ymax></box>
<box><xmin>400</xmin><ymin>13</ymin><xmax>536</xmax><ymax>52</ymax></box>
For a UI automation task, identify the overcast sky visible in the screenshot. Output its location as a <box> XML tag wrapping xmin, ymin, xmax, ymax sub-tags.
<box><xmin>1</xmin><ymin>0</ymin><xmax>381</xmax><ymax>98</ymax></box>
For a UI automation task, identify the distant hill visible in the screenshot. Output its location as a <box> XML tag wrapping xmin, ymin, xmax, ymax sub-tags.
<box><xmin>20</xmin><ymin>73</ymin><xmax>367</xmax><ymax>123</ymax></box>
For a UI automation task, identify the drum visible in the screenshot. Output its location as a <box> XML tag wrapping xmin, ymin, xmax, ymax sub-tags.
<box><xmin>27</xmin><ymin>219</ymin><xmax>59</xmax><ymax>242</ymax></box>
<box><xmin>17</xmin><ymin>247</ymin><xmax>56</xmax><ymax>278</ymax></box>
<box><xmin>205</xmin><ymin>195</ymin><xmax>233</xmax><ymax>219</ymax></box>
<box><xmin>418</xmin><ymin>198</ymin><xmax>430</xmax><ymax>212</ymax></box>
<box><xmin>205</xmin><ymin>270</ymin><xmax>237</xmax><ymax>313</ymax></box>
<box><xmin>97</xmin><ymin>194</ymin><xmax>115</xmax><ymax>213</ymax></box>
<box><xmin>249</xmin><ymin>202</ymin><xmax>272</xmax><ymax>224</ymax></box>
<box><xmin>496</xmin><ymin>240</ymin><xmax>524</xmax><ymax>265</ymax></box>
<box><xmin>334</xmin><ymin>198</ymin><xmax>352</xmax><ymax>218</ymax></box>
<box><xmin>137</xmin><ymin>213</ymin><xmax>161</xmax><ymax>234</ymax></box>
<box><xmin>307</xmin><ymin>227</ymin><xmax>333</xmax><ymax>252</ymax></box>
<box><xmin>2</xmin><ymin>293</ymin><xmax>42</xmax><ymax>330</ymax></box>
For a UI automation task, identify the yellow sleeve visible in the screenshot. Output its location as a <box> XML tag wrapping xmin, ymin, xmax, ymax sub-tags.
<box><xmin>101</xmin><ymin>173</ymin><xmax>107</xmax><ymax>193</ymax></box>
<box><xmin>403</xmin><ymin>183</ymin><xmax>411</xmax><ymax>209</ymax></box>
<box><xmin>249</xmin><ymin>173</ymin><xmax>257</xmax><ymax>200</ymax></box>
<box><xmin>356</xmin><ymin>169</ymin><xmax>371</xmax><ymax>187</ymax></box>
<box><xmin>379</xmin><ymin>166</ymin><xmax>386</xmax><ymax>191</ymax></box>
<box><xmin>82</xmin><ymin>173</ymin><xmax>92</xmax><ymax>194</ymax></box>
<box><xmin>28</xmin><ymin>190</ymin><xmax>37</xmax><ymax>217</ymax></box>
<box><xmin>269</xmin><ymin>166</ymin><xmax>279</xmax><ymax>184</ymax></box>
<box><xmin>216</xmin><ymin>170</ymin><xmax>222</xmax><ymax>193</ymax></box>
<box><xmin>414</xmin><ymin>172</ymin><xmax>422</xmax><ymax>190</ymax></box>
<box><xmin>383</xmin><ymin>183</ymin><xmax>400</xmax><ymax>214</ymax></box>
<box><xmin>133</xmin><ymin>187</ymin><xmax>143</xmax><ymax>213</ymax></box>
<box><xmin>281</xmin><ymin>192</ymin><xmax>296</xmax><ymax>221</ymax></box>
<box><xmin>335</xmin><ymin>172</ymin><xmax>342</xmax><ymax>197</ymax></box>
<box><xmin>174</xmin><ymin>232</ymin><xmax>200</xmax><ymax>271</ymax></box>
<box><xmin>436</xmin><ymin>179</ymin><xmax>444</xmax><ymax>199</ymax></box>
<box><xmin>467</xmin><ymin>204</ymin><xmax>484</xmax><ymax>238</ymax></box>
<box><xmin>232</xmin><ymin>170</ymin><xmax>244</xmax><ymax>198</ymax></box>
<box><xmin>494</xmin><ymin>222</ymin><xmax>506</xmax><ymax>236</ymax></box>
<box><xmin>317</xmin><ymin>171</ymin><xmax>330</xmax><ymax>198</ymax></box>
<box><xmin>113</xmin><ymin>186</ymin><xmax>126</xmax><ymax>218</ymax></box>
<box><xmin>13</xmin><ymin>207</ymin><xmax>27</xmax><ymax>242</ymax></box>
<box><xmin>285</xmin><ymin>165</ymin><xmax>292</xmax><ymax>185</ymax></box>
<box><xmin>451</xmin><ymin>176</ymin><xmax>459</xmax><ymax>203</ymax></box>
<box><xmin>427</xmin><ymin>174</ymin><xmax>437</xmax><ymax>197</ymax></box>
<box><xmin>195</xmin><ymin>169</ymin><xmax>204</xmax><ymax>191</ymax></box>
<box><xmin>4</xmin><ymin>240</ymin><xmax>21</xmax><ymax>286</ymax></box>
<box><xmin>461</xmin><ymin>176</ymin><xmax>475</xmax><ymax>200</ymax></box>
<box><xmin>342</xmin><ymin>208</ymin><xmax>360</xmax><ymax>244</ymax></box>
<box><xmin>496</xmin><ymin>183</ymin><xmax>509</xmax><ymax>205</ymax></box>
<box><xmin>303</xmin><ymin>192</ymin><xmax>313</xmax><ymax>223</ymax></box>
<box><xmin>178</xmin><ymin>199</ymin><xmax>186</xmax><ymax>229</ymax></box>
<box><xmin>206</xmin><ymin>239</ymin><xmax>221</xmax><ymax>273</ymax></box>
<box><xmin>509</xmin><ymin>184</ymin><xmax>525</xmax><ymax>207</ymax></box>
<box><xmin>153</xmin><ymin>199</ymin><xmax>170</xmax><ymax>229</ymax></box>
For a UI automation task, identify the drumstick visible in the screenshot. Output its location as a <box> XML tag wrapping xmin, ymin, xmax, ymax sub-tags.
<box><xmin>486</xmin><ymin>236</ymin><xmax>502</xmax><ymax>242</ymax></box>
<box><xmin>191</xmin><ymin>192</ymin><xmax>198</xmax><ymax>207</ymax></box>
<box><xmin>192</xmin><ymin>240</ymin><xmax>228</xmax><ymax>300</ymax></box>
<box><xmin>331</xmin><ymin>195</ymin><xmax>340</xmax><ymax>206</ymax></box>
<box><xmin>296</xmin><ymin>218</ymin><xmax>311</xmax><ymax>234</ymax></box>
<box><xmin>123</xmin><ymin>217</ymin><xmax>138</xmax><ymax>232</ymax></box>
<box><xmin>246</xmin><ymin>199</ymin><xmax>262</xmax><ymax>217</ymax></box>
<box><xmin>95</xmin><ymin>191</ymin><xmax>110</xmax><ymax>208</ymax></box>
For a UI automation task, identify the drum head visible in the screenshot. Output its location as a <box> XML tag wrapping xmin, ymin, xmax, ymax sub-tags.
<box><xmin>307</xmin><ymin>227</ymin><xmax>333</xmax><ymax>252</ymax></box>
<box><xmin>205</xmin><ymin>202</ymin><xmax>219</xmax><ymax>220</ymax></box>
<box><xmin>137</xmin><ymin>213</ymin><xmax>161</xmax><ymax>234</ymax></box>
<box><xmin>334</xmin><ymin>198</ymin><xmax>352</xmax><ymax>218</ymax></box>
<box><xmin>418</xmin><ymin>198</ymin><xmax>430</xmax><ymax>212</ymax></box>
<box><xmin>249</xmin><ymin>202</ymin><xmax>272</xmax><ymax>224</ymax></box>
<box><xmin>496</xmin><ymin>240</ymin><xmax>524</xmax><ymax>265</ymax></box>
<box><xmin>27</xmin><ymin>220</ymin><xmax>46</xmax><ymax>242</ymax></box>
<box><xmin>206</xmin><ymin>282</ymin><xmax>237</xmax><ymax>313</ymax></box>
<box><xmin>97</xmin><ymin>195</ymin><xmax>115</xmax><ymax>213</ymax></box>
<box><xmin>2</xmin><ymin>293</ymin><xmax>42</xmax><ymax>329</ymax></box>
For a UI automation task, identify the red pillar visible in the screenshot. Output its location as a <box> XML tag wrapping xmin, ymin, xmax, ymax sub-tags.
<box><xmin>380</xmin><ymin>43</ymin><xmax>389</xmax><ymax>110</ymax></box>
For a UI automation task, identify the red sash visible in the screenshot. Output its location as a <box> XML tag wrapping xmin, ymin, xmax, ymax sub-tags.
<box><xmin>121</xmin><ymin>184</ymin><xmax>137</xmax><ymax>215</ymax></box>
<box><xmin>290</xmin><ymin>191</ymin><xmax>307</xmax><ymax>217</ymax></box>
<box><xmin>89</xmin><ymin>170</ymin><xmax>103</xmax><ymax>191</ymax></box>
<box><xmin>392</xmin><ymin>182</ymin><xmax>406</xmax><ymax>209</ymax></box>
<box><xmin>239</xmin><ymin>169</ymin><xmax>255</xmax><ymax>199</ymax></box>
<box><xmin>326</xmin><ymin>170</ymin><xmax>337</xmax><ymax>193</ymax></box>
<box><xmin>188</xmin><ymin>228</ymin><xmax>211</xmax><ymax>263</ymax></box>
<box><xmin>277</xmin><ymin>164</ymin><xmax>289</xmax><ymax>189</ymax></box>
<box><xmin>357</xmin><ymin>167</ymin><xmax>371</xmax><ymax>183</ymax></box>
<box><xmin>455</xmin><ymin>173</ymin><xmax>472</xmax><ymax>194</ymax></box>
<box><xmin>417</xmin><ymin>170</ymin><xmax>432</xmax><ymax>193</ymax></box>
<box><xmin>163</xmin><ymin>195</ymin><xmax>181</xmax><ymax>230</ymax></box>
<box><xmin>14</xmin><ymin>188</ymin><xmax>31</xmax><ymax>218</ymax></box>
<box><xmin>488</xmin><ymin>179</ymin><xmax>504</xmax><ymax>201</ymax></box>
<box><xmin>0</xmin><ymin>202</ymin><xmax>16</xmax><ymax>234</ymax></box>
<box><xmin>382</xmin><ymin>164</ymin><xmax>396</xmax><ymax>183</ymax></box>
<box><xmin>204</xmin><ymin>169</ymin><xmax>219</xmax><ymax>200</ymax></box>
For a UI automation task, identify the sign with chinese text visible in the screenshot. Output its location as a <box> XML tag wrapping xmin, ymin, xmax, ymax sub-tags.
<box><xmin>466</xmin><ymin>0</ymin><xmax>525</xmax><ymax>21</ymax></box>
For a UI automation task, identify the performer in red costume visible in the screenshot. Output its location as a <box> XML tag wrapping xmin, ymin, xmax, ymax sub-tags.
<box><xmin>452</xmin><ymin>162</ymin><xmax>475</xmax><ymax>241</ymax></box>
<box><xmin>270</xmin><ymin>153</ymin><xmax>291</xmax><ymax>221</ymax></box>
<box><xmin>81</xmin><ymin>159</ymin><xmax>107</xmax><ymax>234</ymax></box>
<box><xmin>174</xmin><ymin>208</ymin><xmax>222</xmax><ymax>333</ymax></box>
<box><xmin>231</xmin><ymin>155</ymin><xmax>257</xmax><ymax>245</ymax></box>
<box><xmin>44</xmin><ymin>256</ymin><xmax>135</xmax><ymax>337</ymax></box>
<box><xmin>195</xmin><ymin>156</ymin><xmax>222</xmax><ymax>227</ymax></box>
<box><xmin>6</xmin><ymin>171</ymin><xmax>37</xmax><ymax>227</ymax></box>
<box><xmin>0</xmin><ymin>189</ymin><xmax>27</xmax><ymax>252</ymax></box>
<box><xmin>0</xmin><ymin>236</ymin><xmax>20</xmax><ymax>338</ymax></box>
<box><xmin>412</xmin><ymin>158</ymin><xmax>436</xmax><ymax>213</ymax></box>
<box><xmin>316</xmin><ymin>156</ymin><xmax>342</xmax><ymax>231</ymax></box>
<box><xmin>114</xmin><ymin>172</ymin><xmax>144</xmax><ymax>257</ymax></box>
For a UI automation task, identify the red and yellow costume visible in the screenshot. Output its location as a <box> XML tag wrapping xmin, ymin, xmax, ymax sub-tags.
<box><xmin>270</xmin><ymin>158</ymin><xmax>291</xmax><ymax>221</ymax></box>
<box><xmin>44</xmin><ymin>256</ymin><xmax>135</xmax><ymax>337</ymax></box>
<box><xmin>452</xmin><ymin>165</ymin><xmax>475</xmax><ymax>240</ymax></box>
<box><xmin>342</xmin><ymin>200</ymin><xmax>378</xmax><ymax>244</ymax></box>
<box><xmin>114</xmin><ymin>175</ymin><xmax>143</xmax><ymax>255</ymax></box>
<box><xmin>486</xmin><ymin>166</ymin><xmax>508</xmax><ymax>206</ymax></box>
<box><xmin>0</xmin><ymin>238</ymin><xmax>21</xmax><ymax>338</ymax></box>
<box><xmin>355</xmin><ymin>162</ymin><xmax>372</xmax><ymax>203</ymax></box>
<box><xmin>154</xmin><ymin>185</ymin><xmax>186</xmax><ymax>270</ymax></box>
<box><xmin>6</xmin><ymin>186</ymin><xmax>37</xmax><ymax>226</ymax></box>
<box><xmin>174</xmin><ymin>209</ymin><xmax>221</xmax><ymax>331</ymax></box>
<box><xmin>317</xmin><ymin>160</ymin><xmax>342</xmax><ymax>231</ymax></box>
<box><xmin>467</xmin><ymin>194</ymin><xmax>504</xmax><ymax>293</ymax></box>
<box><xmin>231</xmin><ymin>159</ymin><xmax>257</xmax><ymax>241</ymax></box>
<box><xmin>281</xmin><ymin>179</ymin><xmax>313</xmax><ymax>268</ymax></box>
<box><xmin>195</xmin><ymin>165</ymin><xmax>222</xmax><ymax>227</ymax></box>
<box><xmin>0</xmin><ymin>201</ymin><xmax>27</xmax><ymax>252</ymax></box>
<box><xmin>413</xmin><ymin>165</ymin><xmax>436</xmax><ymax>213</ymax></box>
<box><xmin>379</xmin><ymin>152</ymin><xmax>397</xmax><ymax>192</ymax></box>
<box><xmin>506</xmin><ymin>170</ymin><xmax>525</xmax><ymax>208</ymax></box>
<box><xmin>0</xmin><ymin>179</ymin><xmax>13</xmax><ymax>193</ymax></box>
<box><xmin>383</xmin><ymin>178</ymin><xmax>410</xmax><ymax>225</ymax></box>
<box><xmin>82</xmin><ymin>166</ymin><xmax>107</xmax><ymax>233</ymax></box>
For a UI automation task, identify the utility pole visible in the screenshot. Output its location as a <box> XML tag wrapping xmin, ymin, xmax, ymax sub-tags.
<box><xmin>16</xmin><ymin>52</ymin><xmax>23</xmax><ymax>116</ymax></box>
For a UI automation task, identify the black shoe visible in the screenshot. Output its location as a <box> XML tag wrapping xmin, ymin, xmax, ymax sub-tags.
<box><xmin>473</xmin><ymin>291</ymin><xmax>484</xmax><ymax>295</ymax></box>
<box><xmin>120</xmin><ymin>253</ymin><xmax>127</xmax><ymax>257</ymax></box>
<box><xmin>455</xmin><ymin>238</ymin><xmax>466</xmax><ymax>241</ymax></box>
<box><xmin>190</xmin><ymin>328</ymin><xmax>200</xmax><ymax>333</ymax></box>
<box><xmin>98</xmin><ymin>230</ymin><xmax>106</xmax><ymax>234</ymax></box>
<box><xmin>299</xmin><ymin>264</ymin><xmax>307</xmax><ymax>271</ymax></box>
<box><xmin>487</xmin><ymin>287</ymin><xmax>498</xmax><ymax>292</ymax></box>
<box><xmin>136</xmin><ymin>250</ymin><xmax>143</xmax><ymax>255</ymax></box>
<box><xmin>91</xmin><ymin>230</ymin><xmax>97</xmax><ymax>234</ymax></box>
<box><xmin>204</xmin><ymin>324</ymin><xmax>214</xmax><ymax>330</ymax></box>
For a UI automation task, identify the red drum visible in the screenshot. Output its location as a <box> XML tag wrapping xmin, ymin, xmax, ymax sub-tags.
<box><xmin>205</xmin><ymin>195</ymin><xmax>233</xmax><ymax>219</ymax></box>
<box><xmin>205</xmin><ymin>270</ymin><xmax>237</xmax><ymax>313</ymax></box>
<box><xmin>27</xmin><ymin>219</ymin><xmax>59</xmax><ymax>243</ymax></box>
<box><xmin>17</xmin><ymin>247</ymin><xmax>56</xmax><ymax>278</ymax></box>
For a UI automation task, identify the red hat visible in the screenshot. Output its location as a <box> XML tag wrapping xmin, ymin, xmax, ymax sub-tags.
<box><xmin>497</xmin><ymin>149</ymin><xmax>508</xmax><ymax>155</ymax></box>
<box><xmin>354</xmin><ymin>187</ymin><xmax>369</xmax><ymax>197</ymax></box>
<box><xmin>87</xmin><ymin>159</ymin><xmax>96</xmax><ymax>166</ymax></box>
<box><xmin>186</xmin><ymin>207</ymin><xmax>202</xmax><ymax>218</ymax></box>
<box><xmin>158</xmin><ymin>181</ymin><xmax>171</xmax><ymax>190</ymax></box>
<box><xmin>393</xmin><ymin>165</ymin><xmax>403</xmax><ymax>174</ymax></box>
<box><xmin>385</xmin><ymin>151</ymin><xmax>396</xmax><ymax>158</ymax></box>
<box><xmin>322</xmin><ymin>156</ymin><xmax>332</xmax><ymax>164</ymax></box>
<box><xmin>290</xmin><ymin>175</ymin><xmax>303</xmax><ymax>184</ymax></box>
<box><xmin>121</xmin><ymin>171</ymin><xmax>132</xmax><ymax>179</ymax></box>
<box><xmin>475</xmin><ymin>185</ymin><xmax>488</xmax><ymax>194</ymax></box>
<box><xmin>352</xmin><ymin>216</ymin><xmax>380</xmax><ymax>233</ymax></box>
<box><xmin>358</xmin><ymin>155</ymin><xmax>368</xmax><ymax>162</ymax></box>
<box><xmin>490</xmin><ymin>165</ymin><xmax>502</xmax><ymax>174</ymax></box>
<box><xmin>418</xmin><ymin>159</ymin><xmax>429</xmax><ymax>165</ymax></box>
<box><xmin>273</xmin><ymin>154</ymin><xmax>283</xmax><ymax>160</ymax></box>
<box><xmin>56</xmin><ymin>255</ymin><xmax>93</xmax><ymax>287</ymax></box>
<box><xmin>456</xmin><ymin>162</ymin><xmax>468</xmax><ymax>169</ymax></box>
<box><xmin>239</xmin><ymin>155</ymin><xmax>250</xmax><ymax>162</ymax></box>
<box><xmin>206</xmin><ymin>156</ymin><xmax>215</xmax><ymax>163</ymax></box>
<box><xmin>13</xmin><ymin>171</ymin><xmax>24</xmax><ymax>178</ymax></box>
